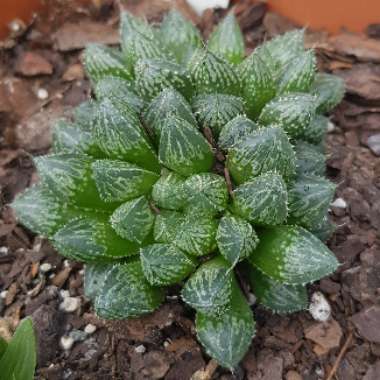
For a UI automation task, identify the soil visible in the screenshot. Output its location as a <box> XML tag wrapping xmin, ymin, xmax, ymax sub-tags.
<box><xmin>0</xmin><ymin>1</ymin><xmax>379</xmax><ymax>379</ymax></box>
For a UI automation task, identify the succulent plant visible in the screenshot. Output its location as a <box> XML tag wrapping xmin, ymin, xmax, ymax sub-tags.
<box><xmin>12</xmin><ymin>10</ymin><xmax>344</xmax><ymax>369</ymax></box>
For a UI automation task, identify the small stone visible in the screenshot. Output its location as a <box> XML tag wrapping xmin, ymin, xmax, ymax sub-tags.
<box><xmin>327</xmin><ymin>120</ymin><xmax>336</xmax><ymax>132</ymax></box>
<box><xmin>309</xmin><ymin>291</ymin><xmax>331</xmax><ymax>322</ymax></box>
<box><xmin>40</xmin><ymin>263</ymin><xmax>53</xmax><ymax>273</ymax></box>
<box><xmin>331</xmin><ymin>197</ymin><xmax>347</xmax><ymax>209</ymax></box>
<box><xmin>186</xmin><ymin>0</ymin><xmax>229</xmax><ymax>15</ymax></box>
<box><xmin>286</xmin><ymin>370</ymin><xmax>303</xmax><ymax>380</ymax></box>
<box><xmin>0</xmin><ymin>246</ymin><xmax>9</xmax><ymax>254</ymax></box>
<box><xmin>0</xmin><ymin>291</ymin><xmax>8</xmax><ymax>299</ymax></box>
<box><xmin>60</xmin><ymin>290</ymin><xmax>70</xmax><ymax>299</ymax></box>
<box><xmin>16</xmin><ymin>52</ymin><xmax>53</xmax><ymax>77</ymax></box>
<box><xmin>135</xmin><ymin>344</ymin><xmax>146</xmax><ymax>354</ymax></box>
<box><xmin>37</xmin><ymin>88</ymin><xmax>49</xmax><ymax>100</ymax></box>
<box><xmin>367</xmin><ymin>134</ymin><xmax>380</xmax><ymax>156</ymax></box>
<box><xmin>363</xmin><ymin>361</ymin><xmax>380</xmax><ymax>380</ymax></box>
<box><xmin>59</xmin><ymin>296</ymin><xmax>81</xmax><ymax>313</ymax></box>
<box><xmin>247</xmin><ymin>292</ymin><xmax>257</xmax><ymax>305</ymax></box>
<box><xmin>84</xmin><ymin>323</ymin><xmax>97</xmax><ymax>335</ymax></box>
<box><xmin>60</xmin><ymin>335</ymin><xmax>74</xmax><ymax>350</ymax></box>
<box><xmin>69</xmin><ymin>329</ymin><xmax>87</xmax><ymax>342</ymax></box>
<box><xmin>62</xmin><ymin>63</ymin><xmax>84</xmax><ymax>82</ymax></box>
<box><xmin>352</xmin><ymin>305</ymin><xmax>380</xmax><ymax>344</ymax></box>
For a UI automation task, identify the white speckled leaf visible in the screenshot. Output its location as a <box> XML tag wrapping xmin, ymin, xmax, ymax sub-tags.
<box><xmin>295</xmin><ymin>141</ymin><xmax>325</xmax><ymax>177</ymax></box>
<box><xmin>227</xmin><ymin>126</ymin><xmax>296</xmax><ymax>185</ymax></box>
<box><xmin>192</xmin><ymin>93</ymin><xmax>245</xmax><ymax>135</ymax></box>
<box><xmin>208</xmin><ymin>12</ymin><xmax>245</xmax><ymax>65</ymax></box>
<box><xmin>140</xmin><ymin>243</ymin><xmax>196</xmax><ymax>286</ymax></box>
<box><xmin>216</xmin><ymin>215</ymin><xmax>259</xmax><ymax>266</ymax></box>
<box><xmin>196</xmin><ymin>281</ymin><xmax>255</xmax><ymax>369</ymax></box>
<box><xmin>153</xmin><ymin>210</ymin><xmax>184</xmax><ymax>243</ymax></box>
<box><xmin>232</xmin><ymin>172</ymin><xmax>288</xmax><ymax>226</ymax></box>
<box><xmin>249</xmin><ymin>225</ymin><xmax>339</xmax><ymax>284</ymax></box>
<box><xmin>304</xmin><ymin>114</ymin><xmax>329</xmax><ymax>145</ymax></box>
<box><xmin>159</xmin><ymin>115</ymin><xmax>214</xmax><ymax>176</ymax></box>
<box><xmin>183</xmin><ymin>173</ymin><xmax>228</xmax><ymax>215</ymax></box>
<box><xmin>182</xmin><ymin>256</ymin><xmax>232</xmax><ymax>315</ymax></box>
<box><xmin>84</xmin><ymin>262</ymin><xmax>111</xmax><ymax>301</ymax></box>
<box><xmin>110</xmin><ymin>196</ymin><xmax>155</xmax><ymax>244</ymax></box>
<box><xmin>95</xmin><ymin>260</ymin><xmax>165</xmax><ymax>319</ymax></box>
<box><xmin>92</xmin><ymin>159</ymin><xmax>159</xmax><ymax>203</ymax></box>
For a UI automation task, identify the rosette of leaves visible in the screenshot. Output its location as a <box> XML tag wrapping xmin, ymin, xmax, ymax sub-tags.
<box><xmin>12</xmin><ymin>10</ymin><xmax>344</xmax><ymax>370</ymax></box>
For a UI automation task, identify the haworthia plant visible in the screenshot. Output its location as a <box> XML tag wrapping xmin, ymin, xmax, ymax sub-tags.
<box><xmin>12</xmin><ymin>10</ymin><xmax>344</xmax><ymax>370</ymax></box>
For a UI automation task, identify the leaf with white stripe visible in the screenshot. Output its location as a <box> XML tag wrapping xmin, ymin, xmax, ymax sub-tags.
<box><xmin>258</xmin><ymin>93</ymin><xmax>317</xmax><ymax>139</ymax></box>
<box><xmin>151</xmin><ymin>170</ymin><xmax>187</xmax><ymax>210</ymax></box>
<box><xmin>218</xmin><ymin>115</ymin><xmax>259</xmax><ymax>150</ymax></box>
<box><xmin>244</xmin><ymin>265</ymin><xmax>307</xmax><ymax>313</ymax></box>
<box><xmin>93</xmin><ymin>99</ymin><xmax>160</xmax><ymax>172</ymax></box>
<box><xmin>309</xmin><ymin>214</ymin><xmax>336</xmax><ymax>242</ymax></box>
<box><xmin>84</xmin><ymin>262</ymin><xmax>110</xmax><ymax>301</ymax></box>
<box><xmin>174</xmin><ymin>210</ymin><xmax>217</xmax><ymax>256</ymax></box>
<box><xmin>304</xmin><ymin>114</ymin><xmax>329</xmax><ymax>145</ymax></box>
<box><xmin>295</xmin><ymin>141</ymin><xmax>325</xmax><ymax>177</ymax></box>
<box><xmin>288</xmin><ymin>175</ymin><xmax>336</xmax><ymax>230</ymax></box>
<box><xmin>140</xmin><ymin>243</ymin><xmax>196</xmax><ymax>286</ymax></box>
<box><xmin>92</xmin><ymin>159</ymin><xmax>159</xmax><ymax>203</ymax></box>
<box><xmin>83</xmin><ymin>44</ymin><xmax>132</xmax><ymax>83</ymax></box>
<box><xmin>192</xmin><ymin>94</ymin><xmax>245</xmax><ymax>135</ymax></box>
<box><xmin>182</xmin><ymin>256</ymin><xmax>232</xmax><ymax>315</ymax></box>
<box><xmin>110</xmin><ymin>196</ymin><xmax>155</xmax><ymax>244</ymax></box>
<box><xmin>183</xmin><ymin>173</ymin><xmax>228</xmax><ymax>215</ymax></box>
<box><xmin>53</xmin><ymin>216</ymin><xmax>140</xmax><ymax>262</ymax></box>
<box><xmin>249</xmin><ymin>225</ymin><xmax>339</xmax><ymax>284</ymax></box>
<box><xmin>311</xmin><ymin>73</ymin><xmax>345</xmax><ymax>114</ymax></box>
<box><xmin>216</xmin><ymin>215</ymin><xmax>259</xmax><ymax>266</ymax></box>
<box><xmin>208</xmin><ymin>12</ymin><xmax>245</xmax><ymax>65</ymax></box>
<box><xmin>227</xmin><ymin>126</ymin><xmax>296</xmax><ymax>185</ymax></box>
<box><xmin>159</xmin><ymin>115</ymin><xmax>214</xmax><ymax>176</ymax></box>
<box><xmin>196</xmin><ymin>281</ymin><xmax>255</xmax><ymax>369</ymax></box>
<box><xmin>95</xmin><ymin>260</ymin><xmax>165</xmax><ymax>319</ymax></box>
<box><xmin>188</xmin><ymin>49</ymin><xmax>241</xmax><ymax>95</ymax></box>
<box><xmin>232</xmin><ymin>172</ymin><xmax>288</xmax><ymax>226</ymax></box>
<box><xmin>154</xmin><ymin>210</ymin><xmax>184</xmax><ymax>243</ymax></box>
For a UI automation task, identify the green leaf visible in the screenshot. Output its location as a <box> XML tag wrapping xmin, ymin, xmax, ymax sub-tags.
<box><xmin>110</xmin><ymin>196</ymin><xmax>155</xmax><ymax>244</ymax></box>
<box><xmin>94</xmin><ymin>76</ymin><xmax>144</xmax><ymax>114</ymax></box>
<box><xmin>232</xmin><ymin>172</ymin><xmax>288</xmax><ymax>226</ymax></box>
<box><xmin>83</xmin><ymin>44</ymin><xmax>132</xmax><ymax>83</ymax></box>
<box><xmin>188</xmin><ymin>49</ymin><xmax>241</xmax><ymax>95</ymax></box>
<box><xmin>154</xmin><ymin>210</ymin><xmax>184</xmax><ymax>243</ymax></box>
<box><xmin>0</xmin><ymin>318</ymin><xmax>36</xmax><ymax>380</ymax></box>
<box><xmin>144</xmin><ymin>88</ymin><xmax>197</xmax><ymax>142</ymax></box>
<box><xmin>227</xmin><ymin>126</ymin><xmax>296</xmax><ymax>185</ymax></box>
<box><xmin>192</xmin><ymin>93</ymin><xmax>245</xmax><ymax>135</ymax></box>
<box><xmin>84</xmin><ymin>262</ymin><xmax>110</xmax><ymax>301</ymax></box>
<box><xmin>244</xmin><ymin>265</ymin><xmax>308</xmax><ymax>313</ymax></box>
<box><xmin>53</xmin><ymin>216</ymin><xmax>141</xmax><ymax>262</ymax></box>
<box><xmin>218</xmin><ymin>115</ymin><xmax>259</xmax><ymax>150</ymax></box>
<box><xmin>288</xmin><ymin>175</ymin><xmax>336</xmax><ymax>230</ymax></box>
<box><xmin>34</xmin><ymin>153</ymin><xmax>108</xmax><ymax>210</ymax></box>
<box><xmin>196</xmin><ymin>281</ymin><xmax>255</xmax><ymax>369</ymax></box>
<box><xmin>135</xmin><ymin>58</ymin><xmax>193</xmax><ymax>101</ymax></box>
<box><xmin>303</xmin><ymin>114</ymin><xmax>329</xmax><ymax>145</ymax></box>
<box><xmin>182</xmin><ymin>256</ymin><xmax>233</xmax><ymax>315</ymax></box>
<box><xmin>216</xmin><ymin>215</ymin><xmax>259</xmax><ymax>266</ymax></box>
<box><xmin>239</xmin><ymin>50</ymin><xmax>276</xmax><ymax>118</ymax></box>
<box><xmin>73</xmin><ymin>100</ymin><xmax>97</xmax><ymax>129</ymax></box>
<box><xmin>258</xmin><ymin>93</ymin><xmax>317</xmax><ymax>139</ymax></box>
<box><xmin>311</xmin><ymin>73</ymin><xmax>345</xmax><ymax>114</ymax></box>
<box><xmin>208</xmin><ymin>12</ymin><xmax>245</xmax><ymax>65</ymax></box>
<box><xmin>174</xmin><ymin>210</ymin><xmax>217</xmax><ymax>256</ymax></box>
<box><xmin>309</xmin><ymin>214</ymin><xmax>336</xmax><ymax>242</ymax></box>
<box><xmin>295</xmin><ymin>141</ymin><xmax>326</xmax><ymax>177</ymax></box>
<box><xmin>249</xmin><ymin>225</ymin><xmax>339</xmax><ymax>284</ymax></box>
<box><xmin>183</xmin><ymin>173</ymin><xmax>228</xmax><ymax>215</ymax></box>
<box><xmin>159</xmin><ymin>115</ymin><xmax>214</xmax><ymax>176</ymax></box>
<box><xmin>12</xmin><ymin>184</ymin><xmax>90</xmax><ymax>237</ymax></box>
<box><xmin>277</xmin><ymin>50</ymin><xmax>316</xmax><ymax>94</ymax></box>
<box><xmin>93</xmin><ymin>99</ymin><xmax>160</xmax><ymax>172</ymax></box>
<box><xmin>95</xmin><ymin>260</ymin><xmax>165</xmax><ymax>319</ymax></box>
<box><xmin>140</xmin><ymin>243</ymin><xmax>196</xmax><ymax>286</ymax></box>
<box><xmin>120</xmin><ymin>12</ymin><xmax>168</xmax><ymax>70</ymax></box>
<box><xmin>92</xmin><ymin>159</ymin><xmax>159</xmax><ymax>203</ymax></box>
<box><xmin>151</xmin><ymin>170</ymin><xmax>187</xmax><ymax>210</ymax></box>
<box><xmin>160</xmin><ymin>9</ymin><xmax>202</xmax><ymax>63</ymax></box>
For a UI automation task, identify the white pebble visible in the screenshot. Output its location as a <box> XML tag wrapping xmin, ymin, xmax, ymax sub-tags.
<box><xmin>63</xmin><ymin>260</ymin><xmax>71</xmax><ymax>268</ymax></box>
<box><xmin>186</xmin><ymin>0</ymin><xmax>229</xmax><ymax>15</ymax></box>
<box><xmin>79</xmin><ymin>269</ymin><xmax>85</xmax><ymax>275</ymax></box>
<box><xmin>247</xmin><ymin>292</ymin><xmax>257</xmax><ymax>306</ymax></box>
<box><xmin>309</xmin><ymin>291</ymin><xmax>331</xmax><ymax>322</ymax></box>
<box><xmin>37</xmin><ymin>88</ymin><xmax>49</xmax><ymax>100</ymax></box>
<box><xmin>60</xmin><ymin>289</ymin><xmax>70</xmax><ymax>299</ymax></box>
<box><xmin>327</xmin><ymin>121</ymin><xmax>336</xmax><ymax>133</ymax></box>
<box><xmin>60</xmin><ymin>296</ymin><xmax>81</xmax><ymax>313</ymax></box>
<box><xmin>9</xmin><ymin>20</ymin><xmax>21</xmax><ymax>32</ymax></box>
<box><xmin>135</xmin><ymin>344</ymin><xmax>146</xmax><ymax>354</ymax></box>
<box><xmin>40</xmin><ymin>263</ymin><xmax>52</xmax><ymax>273</ymax></box>
<box><xmin>331</xmin><ymin>197</ymin><xmax>347</xmax><ymax>209</ymax></box>
<box><xmin>84</xmin><ymin>324</ymin><xmax>97</xmax><ymax>335</ymax></box>
<box><xmin>60</xmin><ymin>335</ymin><xmax>74</xmax><ymax>350</ymax></box>
<box><xmin>0</xmin><ymin>246</ymin><xmax>9</xmax><ymax>254</ymax></box>
<box><xmin>0</xmin><ymin>290</ymin><xmax>8</xmax><ymax>299</ymax></box>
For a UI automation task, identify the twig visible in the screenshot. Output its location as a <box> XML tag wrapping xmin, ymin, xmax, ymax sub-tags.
<box><xmin>203</xmin><ymin>127</ymin><xmax>215</xmax><ymax>147</ymax></box>
<box><xmin>325</xmin><ymin>331</ymin><xmax>353</xmax><ymax>380</ymax></box>
<box><xmin>224</xmin><ymin>167</ymin><xmax>234</xmax><ymax>198</ymax></box>
<box><xmin>149</xmin><ymin>202</ymin><xmax>161</xmax><ymax>214</ymax></box>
